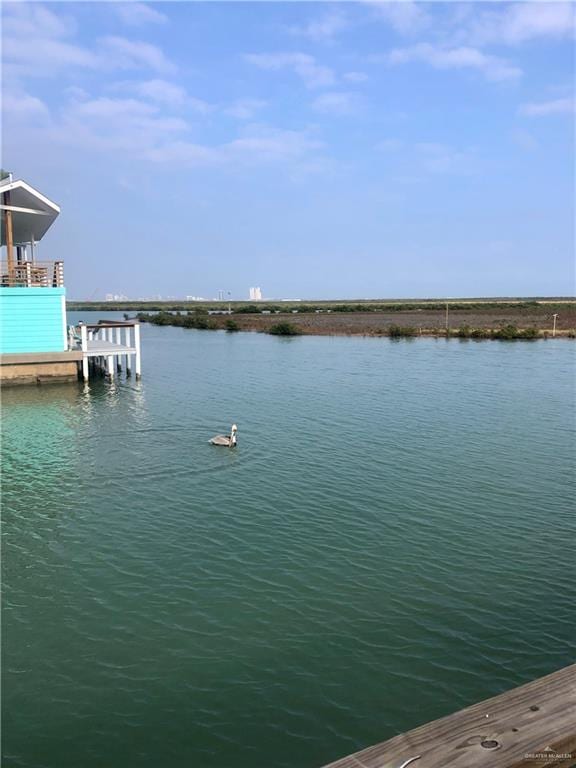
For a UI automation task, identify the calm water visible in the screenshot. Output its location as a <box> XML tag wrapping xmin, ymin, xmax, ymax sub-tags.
<box><xmin>2</xmin><ymin>315</ymin><xmax>575</xmax><ymax>768</ymax></box>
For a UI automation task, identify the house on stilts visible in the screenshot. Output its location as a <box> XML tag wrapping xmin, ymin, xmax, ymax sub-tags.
<box><xmin>0</xmin><ymin>172</ymin><xmax>141</xmax><ymax>385</ymax></box>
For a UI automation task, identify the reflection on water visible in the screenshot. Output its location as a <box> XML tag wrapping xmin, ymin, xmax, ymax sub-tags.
<box><xmin>2</xmin><ymin>322</ymin><xmax>575</xmax><ymax>768</ymax></box>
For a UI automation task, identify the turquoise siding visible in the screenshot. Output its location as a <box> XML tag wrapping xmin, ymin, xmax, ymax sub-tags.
<box><xmin>0</xmin><ymin>287</ymin><xmax>66</xmax><ymax>354</ymax></box>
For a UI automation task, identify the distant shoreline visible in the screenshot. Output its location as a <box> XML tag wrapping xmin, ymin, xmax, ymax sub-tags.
<box><xmin>134</xmin><ymin>306</ymin><xmax>575</xmax><ymax>339</ymax></box>
<box><xmin>67</xmin><ymin>300</ymin><xmax>576</xmax><ymax>339</ymax></box>
<box><xmin>68</xmin><ymin>298</ymin><xmax>576</xmax><ymax>313</ymax></box>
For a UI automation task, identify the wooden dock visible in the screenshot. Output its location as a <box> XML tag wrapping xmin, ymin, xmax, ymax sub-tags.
<box><xmin>76</xmin><ymin>320</ymin><xmax>141</xmax><ymax>381</ymax></box>
<box><xmin>321</xmin><ymin>664</ymin><xmax>576</xmax><ymax>768</ymax></box>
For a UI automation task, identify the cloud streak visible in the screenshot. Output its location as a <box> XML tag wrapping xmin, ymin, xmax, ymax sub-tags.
<box><xmin>468</xmin><ymin>2</ymin><xmax>575</xmax><ymax>46</ymax></box>
<box><xmin>224</xmin><ymin>99</ymin><xmax>268</xmax><ymax>120</ymax></box>
<box><xmin>519</xmin><ymin>97</ymin><xmax>575</xmax><ymax>117</ymax></box>
<box><xmin>112</xmin><ymin>79</ymin><xmax>210</xmax><ymax>111</ymax></box>
<box><xmin>3</xmin><ymin>3</ymin><xmax>176</xmax><ymax>78</ymax></box>
<box><xmin>289</xmin><ymin>11</ymin><xmax>349</xmax><ymax>42</ymax></box>
<box><xmin>312</xmin><ymin>91</ymin><xmax>359</xmax><ymax>116</ymax></box>
<box><xmin>113</xmin><ymin>3</ymin><xmax>169</xmax><ymax>27</ymax></box>
<box><xmin>245</xmin><ymin>52</ymin><xmax>336</xmax><ymax>88</ymax></box>
<box><xmin>375</xmin><ymin>137</ymin><xmax>479</xmax><ymax>175</ymax></box>
<box><xmin>387</xmin><ymin>44</ymin><xmax>522</xmax><ymax>82</ymax></box>
<box><xmin>363</xmin><ymin>0</ymin><xmax>430</xmax><ymax>35</ymax></box>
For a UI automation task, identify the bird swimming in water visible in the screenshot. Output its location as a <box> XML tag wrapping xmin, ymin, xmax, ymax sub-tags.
<box><xmin>209</xmin><ymin>424</ymin><xmax>238</xmax><ymax>447</ymax></box>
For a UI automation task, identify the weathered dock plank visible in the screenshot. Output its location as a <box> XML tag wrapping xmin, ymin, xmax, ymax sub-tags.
<box><xmin>322</xmin><ymin>664</ymin><xmax>576</xmax><ymax>768</ymax></box>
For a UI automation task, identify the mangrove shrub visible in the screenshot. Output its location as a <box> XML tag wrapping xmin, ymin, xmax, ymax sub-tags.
<box><xmin>268</xmin><ymin>322</ymin><xmax>300</xmax><ymax>336</ymax></box>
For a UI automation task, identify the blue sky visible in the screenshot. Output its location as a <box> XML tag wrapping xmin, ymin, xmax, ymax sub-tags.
<box><xmin>3</xmin><ymin>1</ymin><xmax>574</xmax><ymax>300</ymax></box>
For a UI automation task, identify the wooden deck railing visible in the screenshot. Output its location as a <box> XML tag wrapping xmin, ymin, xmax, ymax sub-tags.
<box><xmin>1</xmin><ymin>260</ymin><xmax>64</xmax><ymax>287</ymax></box>
<box><xmin>72</xmin><ymin>320</ymin><xmax>142</xmax><ymax>380</ymax></box>
<box><xmin>321</xmin><ymin>664</ymin><xmax>576</xmax><ymax>768</ymax></box>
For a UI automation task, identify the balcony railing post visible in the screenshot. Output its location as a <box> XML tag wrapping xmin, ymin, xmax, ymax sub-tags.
<box><xmin>0</xmin><ymin>260</ymin><xmax>64</xmax><ymax>287</ymax></box>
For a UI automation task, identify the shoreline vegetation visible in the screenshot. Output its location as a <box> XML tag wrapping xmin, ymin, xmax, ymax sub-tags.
<box><xmin>68</xmin><ymin>299</ymin><xmax>576</xmax><ymax>339</ymax></box>
<box><xmin>135</xmin><ymin>312</ymin><xmax>573</xmax><ymax>340</ymax></box>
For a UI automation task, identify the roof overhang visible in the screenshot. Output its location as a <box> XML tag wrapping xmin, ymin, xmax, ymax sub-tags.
<box><xmin>0</xmin><ymin>179</ymin><xmax>60</xmax><ymax>246</ymax></box>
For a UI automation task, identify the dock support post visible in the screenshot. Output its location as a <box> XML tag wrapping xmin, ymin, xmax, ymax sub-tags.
<box><xmin>115</xmin><ymin>327</ymin><xmax>122</xmax><ymax>371</ymax></box>
<box><xmin>107</xmin><ymin>356</ymin><xmax>114</xmax><ymax>379</ymax></box>
<box><xmin>125</xmin><ymin>326</ymin><xmax>132</xmax><ymax>376</ymax></box>
<box><xmin>134</xmin><ymin>323</ymin><xmax>141</xmax><ymax>378</ymax></box>
<box><xmin>80</xmin><ymin>323</ymin><xmax>89</xmax><ymax>381</ymax></box>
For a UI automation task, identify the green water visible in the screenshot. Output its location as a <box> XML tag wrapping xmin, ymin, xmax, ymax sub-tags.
<box><xmin>2</xmin><ymin>317</ymin><xmax>575</xmax><ymax>768</ymax></box>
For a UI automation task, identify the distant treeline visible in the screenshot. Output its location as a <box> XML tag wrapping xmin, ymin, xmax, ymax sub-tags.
<box><xmin>136</xmin><ymin>312</ymin><xmax>300</xmax><ymax>336</ymax></box>
<box><xmin>68</xmin><ymin>299</ymin><xmax>575</xmax><ymax>313</ymax></box>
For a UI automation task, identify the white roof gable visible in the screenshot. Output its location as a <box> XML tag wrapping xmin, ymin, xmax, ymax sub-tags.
<box><xmin>0</xmin><ymin>178</ymin><xmax>60</xmax><ymax>245</ymax></box>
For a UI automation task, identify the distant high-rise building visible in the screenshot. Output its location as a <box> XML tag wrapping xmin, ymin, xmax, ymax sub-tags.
<box><xmin>105</xmin><ymin>293</ymin><xmax>128</xmax><ymax>301</ymax></box>
<box><xmin>249</xmin><ymin>287</ymin><xmax>262</xmax><ymax>301</ymax></box>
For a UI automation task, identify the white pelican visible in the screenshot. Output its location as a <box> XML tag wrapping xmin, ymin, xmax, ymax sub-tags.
<box><xmin>209</xmin><ymin>424</ymin><xmax>238</xmax><ymax>447</ymax></box>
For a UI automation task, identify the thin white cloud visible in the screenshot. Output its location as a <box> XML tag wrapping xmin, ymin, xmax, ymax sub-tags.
<box><xmin>59</xmin><ymin>96</ymin><xmax>188</xmax><ymax>153</ymax></box>
<box><xmin>344</xmin><ymin>71</ymin><xmax>369</xmax><ymax>83</ymax></box>
<box><xmin>512</xmin><ymin>130</ymin><xmax>539</xmax><ymax>152</ymax></box>
<box><xmin>113</xmin><ymin>79</ymin><xmax>210</xmax><ymax>111</ymax></box>
<box><xmin>312</xmin><ymin>91</ymin><xmax>359</xmax><ymax>116</ymax></box>
<box><xmin>4</xmin><ymin>37</ymin><xmax>98</xmax><ymax>78</ymax></box>
<box><xmin>2</xmin><ymin>3</ymin><xmax>176</xmax><ymax>78</ymax></box>
<box><xmin>134</xmin><ymin>79</ymin><xmax>188</xmax><ymax>106</ymax></box>
<box><xmin>414</xmin><ymin>142</ymin><xmax>474</xmax><ymax>174</ymax></box>
<box><xmin>99</xmin><ymin>37</ymin><xmax>176</xmax><ymax>74</ymax></box>
<box><xmin>225</xmin><ymin>124</ymin><xmax>323</xmax><ymax>163</ymax></box>
<box><xmin>375</xmin><ymin>138</ymin><xmax>478</xmax><ymax>175</ymax></box>
<box><xmin>3</xmin><ymin>6</ymin><xmax>99</xmax><ymax>79</ymax></box>
<box><xmin>65</xmin><ymin>86</ymin><xmax>90</xmax><ymax>102</ymax></box>
<box><xmin>113</xmin><ymin>3</ymin><xmax>169</xmax><ymax>27</ymax></box>
<box><xmin>31</xmin><ymin>85</ymin><xmax>324</xmax><ymax>172</ymax></box>
<box><xmin>146</xmin><ymin>124</ymin><xmax>323</xmax><ymax>168</ymax></box>
<box><xmin>289</xmin><ymin>11</ymin><xmax>349</xmax><ymax>42</ymax></box>
<box><xmin>375</xmin><ymin>138</ymin><xmax>404</xmax><ymax>152</ymax></box>
<box><xmin>2</xmin><ymin>3</ymin><xmax>75</xmax><ymax>40</ymax></box>
<box><xmin>3</xmin><ymin>90</ymin><xmax>49</xmax><ymax>118</ymax></box>
<box><xmin>468</xmin><ymin>2</ymin><xmax>575</xmax><ymax>46</ymax></box>
<box><xmin>388</xmin><ymin>44</ymin><xmax>522</xmax><ymax>82</ymax></box>
<box><xmin>224</xmin><ymin>99</ymin><xmax>267</xmax><ymax>120</ymax></box>
<box><xmin>363</xmin><ymin>1</ymin><xmax>430</xmax><ymax>35</ymax></box>
<box><xmin>519</xmin><ymin>98</ymin><xmax>575</xmax><ymax>117</ymax></box>
<box><xmin>245</xmin><ymin>52</ymin><xmax>336</xmax><ymax>89</ymax></box>
<box><xmin>145</xmin><ymin>141</ymin><xmax>220</xmax><ymax>166</ymax></box>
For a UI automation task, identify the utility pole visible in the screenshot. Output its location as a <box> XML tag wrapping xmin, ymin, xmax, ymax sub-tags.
<box><xmin>552</xmin><ymin>313</ymin><xmax>559</xmax><ymax>337</ymax></box>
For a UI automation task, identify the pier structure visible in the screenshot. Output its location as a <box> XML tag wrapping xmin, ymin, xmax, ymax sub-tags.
<box><xmin>320</xmin><ymin>663</ymin><xmax>576</xmax><ymax>768</ymax></box>
<box><xmin>75</xmin><ymin>320</ymin><xmax>141</xmax><ymax>382</ymax></box>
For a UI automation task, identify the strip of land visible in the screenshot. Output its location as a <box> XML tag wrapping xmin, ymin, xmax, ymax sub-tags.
<box><xmin>69</xmin><ymin>299</ymin><xmax>576</xmax><ymax>338</ymax></box>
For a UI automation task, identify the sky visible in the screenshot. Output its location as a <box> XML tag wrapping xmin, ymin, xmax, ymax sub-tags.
<box><xmin>2</xmin><ymin>1</ymin><xmax>575</xmax><ymax>300</ymax></box>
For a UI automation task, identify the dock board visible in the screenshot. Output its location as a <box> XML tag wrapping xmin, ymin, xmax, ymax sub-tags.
<box><xmin>322</xmin><ymin>664</ymin><xmax>576</xmax><ymax>768</ymax></box>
